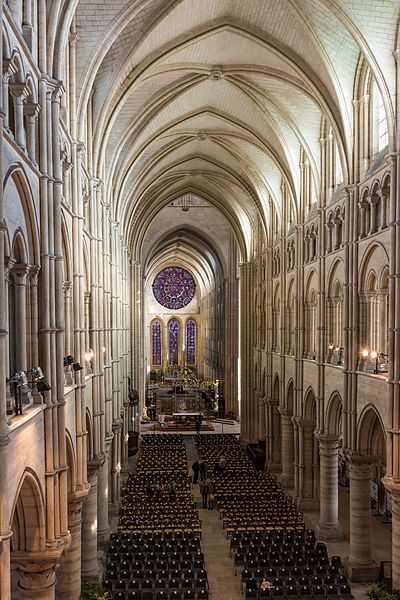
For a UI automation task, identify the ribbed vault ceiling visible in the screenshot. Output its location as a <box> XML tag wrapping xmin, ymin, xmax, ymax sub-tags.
<box><xmin>70</xmin><ymin>0</ymin><xmax>399</xmax><ymax>263</ymax></box>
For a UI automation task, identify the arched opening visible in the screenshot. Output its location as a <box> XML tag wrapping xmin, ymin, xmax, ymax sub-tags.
<box><xmin>280</xmin><ymin>380</ymin><xmax>295</xmax><ymax>488</ymax></box>
<box><xmin>358</xmin><ymin>405</ymin><xmax>387</xmax><ymax>513</ymax></box>
<box><xmin>296</xmin><ymin>389</ymin><xmax>319</xmax><ymax>507</ymax></box>
<box><xmin>267</xmin><ymin>376</ymin><xmax>281</xmax><ymax>472</ymax></box>
<box><xmin>10</xmin><ymin>470</ymin><xmax>47</xmax><ymax>597</ymax></box>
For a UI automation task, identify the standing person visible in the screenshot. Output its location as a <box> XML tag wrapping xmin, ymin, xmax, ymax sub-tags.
<box><xmin>199</xmin><ymin>460</ymin><xmax>207</xmax><ymax>482</ymax></box>
<box><xmin>218</xmin><ymin>454</ymin><xmax>226</xmax><ymax>473</ymax></box>
<box><xmin>192</xmin><ymin>459</ymin><xmax>200</xmax><ymax>484</ymax></box>
<box><xmin>200</xmin><ymin>480</ymin><xmax>209</xmax><ymax>509</ymax></box>
<box><xmin>168</xmin><ymin>480</ymin><xmax>177</xmax><ymax>501</ymax></box>
<box><xmin>208</xmin><ymin>480</ymin><xmax>215</xmax><ymax>510</ymax></box>
<box><xmin>195</xmin><ymin>415</ymin><xmax>201</xmax><ymax>434</ymax></box>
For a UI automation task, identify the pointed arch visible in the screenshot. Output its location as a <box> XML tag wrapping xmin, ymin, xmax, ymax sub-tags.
<box><xmin>65</xmin><ymin>430</ymin><xmax>77</xmax><ymax>496</ymax></box>
<box><xmin>10</xmin><ymin>469</ymin><xmax>46</xmax><ymax>552</ymax></box>
<box><xmin>325</xmin><ymin>392</ymin><xmax>343</xmax><ymax>436</ymax></box>
<box><xmin>86</xmin><ymin>409</ymin><xmax>94</xmax><ymax>462</ymax></box>
<box><xmin>286</xmin><ymin>379</ymin><xmax>294</xmax><ymax>415</ymax></box>
<box><xmin>357</xmin><ymin>404</ymin><xmax>386</xmax><ymax>461</ymax></box>
<box><xmin>303</xmin><ymin>387</ymin><xmax>317</xmax><ymax>423</ymax></box>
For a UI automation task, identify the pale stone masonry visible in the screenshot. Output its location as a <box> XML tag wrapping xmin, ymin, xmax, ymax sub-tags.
<box><xmin>1</xmin><ymin>1</ymin><xmax>400</xmax><ymax>598</ymax></box>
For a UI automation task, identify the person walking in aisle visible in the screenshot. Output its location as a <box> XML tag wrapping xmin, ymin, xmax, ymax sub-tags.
<box><xmin>195</xmin><ymin>415</ymin><xmax>201</xmax><ymax>434</ymax></box>
<box><xmin>199</xmin><ymin>460</ymin><xmax>207</xmax><ymax>482</ymax></box>
<box><xmin>192</xmin><ymin>459</ymin><xmax>200</xmax><ymax>484</ymax></box>
<box><xmin>200</xmin><ymin>479</ymin><xmax>209</xmax><ymax>509</ymax></box>
<box><xmin>207</xmin><ymin>480</ymin><xmax>215</xmax><ymax>510</ymax></box>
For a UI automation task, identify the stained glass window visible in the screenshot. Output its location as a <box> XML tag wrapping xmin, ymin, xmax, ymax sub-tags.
<box><xmin>168</xmin><ymin>319</ymin><xmax>179</xmax><ymax>366</ymax></box>
<box><xmin>186</xmin><ymin>319</ymin><xmax>196</xmax><ymax>366</ymax></box>
<box><xmin>152</xmin><ymin>266</ymin><xmax>195</xmax><ymax>310</ymax></box>
<box><xmin>151</xmin><ymin>319</ymin><xmax>162</xmax><ymax>365</ymax></box>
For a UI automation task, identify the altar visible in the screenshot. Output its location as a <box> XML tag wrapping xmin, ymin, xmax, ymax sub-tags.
<box><xmin>172</xmin><ymin>412</ymin><xmax>201</xmax><ymax>424</ymax></box>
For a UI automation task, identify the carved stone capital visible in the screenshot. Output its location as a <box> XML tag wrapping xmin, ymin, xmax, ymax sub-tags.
<box><xmin>9</xmin><ymin>82</ymin><xmax>29</xmax><ymax>100</ymax></box>
<box><xmin>12</xmin><ymin>263</ymin><xmax>31</xmax><ymax>285</ymax></box>
<box><xmin>12</xmin><ymin>549</ymin><xmax>62</xmax><ymax>594</ymax></box>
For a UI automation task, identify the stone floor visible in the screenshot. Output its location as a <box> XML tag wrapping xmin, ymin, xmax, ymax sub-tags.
<box><xmin>125</xmin><ymin>426</ymin><xmax>386</xmax><ymax>599</ymax></box>
<box><xmin>184</xmin><ymin>434</ymin><xmax>372</xmax><ymax>600</ymax></box>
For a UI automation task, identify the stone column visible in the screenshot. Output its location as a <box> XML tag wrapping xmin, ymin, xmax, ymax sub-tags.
<box><xmin>110</xmin><ymin>421</ymin><xmax>122</xmax><ymax>506</ymax></box>
<box><xmin>13</xmin><ymin>551</ymin><xmax>60</xmax><ymax>600</ymax></box>
<box><xmin>326</xmin><ymin>222</ymin><xmax>333</xmax><ymax>254</ymax></box>
<box><xmin>343</xmin><ymin>455</ymin><xmax>378</xmax><ymax>581</ymax></box>
<box><xmin>81</xmin><ymin>459</ymin><xmax>103</xmax><ymax>582</ymax></box>
<box><xmin>24</xmin><ymin>102</ymin><xmax>39</xmax><ymax>164</ymax></box>
<box><xmin>9</xmin><ymin>83</ymin><xmax>28</xmax><ymax>150</ymax></box>
<box><xmin>382</xmin><ymin>480</ymin><xmax>400</xmax><ymax>589</ymax></box>
<box><xmin>257</xmin><ymin>392</ymin><xmax>265</xmax><ymax>441</ymax></box>
<box><xmin>368</xmin><ymin>194</ymin><xmax>378</xmax><ymax>235</ymax></box>
<box><xmin>97</xmin><ymin>454</ymin><xmax>110</xmax><ymax>547</ymax></box>
<box><xmin>279</xmin><ymin>410</ymin><xmax>294</xmax><ymax>488</ymax></box>
<box><xmin>0</xmin><ymin>534</ymin><xmax>12</xmax><ymax>599</ymax></box>
<box><xmin>333</xmin><ymin>218</ymin><xmax>341</xmax><ymax>250</ymax></box>
<box><xmin>12</xmin><ymin>264</ymin><xmax>31</xmax><ymax>372</ymax></box>
<box><xmin>316</xmin><ymin>434</ymin><xmax>344</xmax><ymax>541</ymax></box>
<box><xmin>83</xmin><ymin>291</ymin><xmax>90</xmax><ymax>369</ymax></box>
<box><xmin>377</xmin><ymin>187</ymin><xmax>388</xmax><ymax>230</ymax></box>
<box><xmin>239</xmin><ymin>262</ymin><xmax>254</xmax><ymax>444</ymax></box>
<box><xmin>266</xmin><ymin>400</ymin><xmax>281</xmax><ymax>471</ymax></box>
<box><xmin>22</xmin><ymin>0</ymin><xmax>33</xmax><ymax>46</ymax></box>
<box><xmin>296</xmin><ymin>419</ymin><xmax>319</xmax><ymax>509</ymax></box>
<box><xmin>56</xmin><ymin>492</ymin><xmax>87</xmax><ymax>600</ymax></box>
<box><xmin>358</xmin><ymin>201</ymin><xmax>366</xmax><ymax>239</ymax></box>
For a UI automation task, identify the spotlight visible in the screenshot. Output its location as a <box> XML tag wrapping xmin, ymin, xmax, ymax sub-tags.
<box><xmin>37</xmin><ymin>380</ymin><xmax>51</xmax><ymax>392</ymax></box>
<box><xmin>29</xmin><ymin>367</ymin><xmax>51</xmax><ymax>392</ymax></box>
<box><xmin>64</xmin><ymin>355</ymin><xmax>74</xmax><ymax>367</ymax></box>
<box><xmin>64</xmin><ymin>355</ymin><xmax>83</xmax><ymax>371</ymax></box>
<box><xmin>7</xmin><ymin>370</ymin><xmax>28</xmax><ymax>386</ymax></box>
<box><xmin>30</xmin><ymin>367</ymin><xmax>44</xmax><ymax>381</ymax></box>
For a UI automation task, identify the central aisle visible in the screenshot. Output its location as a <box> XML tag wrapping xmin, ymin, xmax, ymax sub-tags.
<box><xmin>184</xmin><ymin>437</ymin><xmax>242</xmax><ymax>600</ymax></box>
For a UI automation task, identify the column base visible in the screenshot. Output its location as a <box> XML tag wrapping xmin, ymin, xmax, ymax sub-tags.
<box><xmin>81</xmin><ymin>562</ymin><xmax>102</xmax><ymax>585</ymax></box>
<box><xmin>279</xmin><ymin>474</ymin><xmax>294</xmax><ymax>490</ymax></box>
<box><xmin>315</xmin><ymin>522</ymin><xmax>344</xmax><ymax>542</ymax></box>
<box><xmin>343</xmin><ymin>557</ymin><xmax>379</xmax><ymax>582</ymax></box>
<box><xmin>296</xmin><ymin>497</ymin><xmax>320</xmax><ymax>510</ymax></box>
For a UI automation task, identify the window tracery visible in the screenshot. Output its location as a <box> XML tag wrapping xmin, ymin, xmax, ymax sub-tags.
<box><xmin>152</xmin><ymin>266</ymin><xmax>195</xmax><ymax>310</ymax></box>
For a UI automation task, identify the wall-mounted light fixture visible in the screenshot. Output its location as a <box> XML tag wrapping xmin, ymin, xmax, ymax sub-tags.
<box><xmin>328</xmin><ymin>343</ymin><xmax>344</xmax><ymax>365</ymax></box>
<box><xmin>361</xmin><ymin>349</ymin><xmax>388</xmax><ymax>374</ymax></box>
<box><xmin>84</xmin><ymin>348</ymin><xmax>95</xmax><ymax>363</ymax></box>
<box><xmin>28</xmin><ymin>367</ymin><xmax>51</xmax><ymax>392</ymax></box>
<box><xmin>64</xmin><ymin>355</ymin><xmax>83</xmax><ymax>371</ymax></box>
<box><xmin>7</xmin><ymin>367</ymin><xmax>51</xmax><ymax>415</ymax></box>
<box><xmin>7</xmin><ymin>371</ymin><xmax>28</xmax><ymax>415</ymax></box>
